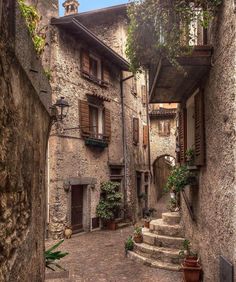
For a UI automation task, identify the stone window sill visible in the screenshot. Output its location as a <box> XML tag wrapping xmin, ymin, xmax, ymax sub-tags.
<box><xmin>81</xmin><ymin>71</ymin><xmax>109</xmax><ymax>88</ymax></box>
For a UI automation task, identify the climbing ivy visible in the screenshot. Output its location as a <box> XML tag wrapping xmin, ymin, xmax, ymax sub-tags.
<box><xmin>126</xmin><ymin>0</ymin><xmax>222</xmax><ymax>73</ymax></box>
<box><xmin>18</xmin><ymin>0</ymin><xmax>46</xmax><ymax>55</ymax></box>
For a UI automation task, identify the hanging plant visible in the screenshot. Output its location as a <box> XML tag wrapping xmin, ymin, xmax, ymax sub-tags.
<box><xmin>126</xmin><ymin>0</ymin><xmax>222</xmax><ymax>73</ymax></box>
<box><xmin>18</xmin><ymin>0</ymin><xmax>47</xmax><ymax>55</ymax></box>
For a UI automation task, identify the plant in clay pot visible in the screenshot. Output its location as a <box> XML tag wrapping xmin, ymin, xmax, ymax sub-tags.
<box><xmin>143</xmin><ymin>207</ymin><xmax>156</xmax><ymax>228</ymax></box>
<box><xmin>124</xmin><ymin>236</ymin><xmax>134</xmax><ymax>256</ymax></box>
<box><xmin>133</xmin><ymin>227</ymin><xmax>143</xmax><ymax>243</ymax></box>
<box><xmin>179</xmin><ymin>239</ymin><xmax>201</xmax><ymax>282</ymax></box>
<box><xmin>96</xmin><ymin>181</ymin><xmax>122</xmax><ymax>230</ymax></box>
<box><xmin>185</xmin><ymin>148</ymin><xmax>195</xmax><ymax>166</ymax></box>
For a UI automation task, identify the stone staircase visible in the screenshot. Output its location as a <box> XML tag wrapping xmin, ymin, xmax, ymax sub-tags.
<box><xmin>128</xmin><ymin>212</ymin><xmax>184</xmax><ymax>271</ymax></box>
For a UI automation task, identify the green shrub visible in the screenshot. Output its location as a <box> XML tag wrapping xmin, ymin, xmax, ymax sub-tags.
<box><xmin>96</xmin><ymin>181</ymin><xmax>122</xmax><ymax>221</ymax></box>
<box><xmin>164</xmin><ymin>165</ymin><xmax>190</xmax><ymax>193</ymax></box>
<box><xmin>125</xmin><ymin>236</ymin><xmax>134</xmax><ymax>252</ymax></box>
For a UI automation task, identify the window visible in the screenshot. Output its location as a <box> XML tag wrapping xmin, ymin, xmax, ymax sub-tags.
<box><xmin>89</xmin><ymin>54</ymin><xmax>101</xmax><ymax>81</ymax></box>
<box><xmin>79</xmin><ymin>99</ymin><xmax>111</xmax><ymax>143</ymax></box>
<box><xmin>143</xmin><ymin>125</ymin><xmax>148</xmax><ymax>147</ymax></box>
<box><xmin>133</xmin><ymin>118</ymin><xmax>139</xmax><ymax>145</ymax></box>
<box><xmin>131</xmin><ymin>77</ymin><xmax>137</xmax><ymax>96</ymax></box>
<box><xmin>158</xmin><ymin>120</ymin><xmax>170</xmax><ymax>136</ymax></box>
<box><xmin>141</xmin><ymin>85</ymin><xmax>147</xmax><ymax>104</ymax></box>
<box><xmin>178</xmin><ymin>89</ymin><xmax>205</xmax><ymax>166</ymax></box>
<box><xmin>89</xmin><ymin>104</ymin><xmax>104</xmax><ymax>139</ymax></box>
<box><xmin>81</xmin><ymin>49</ymin><xmax>110</xmax><ymax>86</ymax></box>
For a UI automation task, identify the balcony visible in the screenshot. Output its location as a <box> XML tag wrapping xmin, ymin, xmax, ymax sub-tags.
<box><xmin>149</xmin><ymin>26</ymin><xmax>213</xmax><ymax>103</ymax></box>
<box><xmin>84</xmin><ymin>133</ymin><xmax>109</xmax><ymax>148</ymax></box>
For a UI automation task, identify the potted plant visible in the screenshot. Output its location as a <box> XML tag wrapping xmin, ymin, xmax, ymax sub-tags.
<box><xmin>179</xmin><ymin>239</ymin><xmax>201</xmax><ymax>282</ymax></box>
<box><xmin>138</xmin><ymin>192</ymin><xmax>147</xmax><ymax>201</ymax></box>
<box><xmin>165</xmin><ymin>166</ymin><xmax>190</xmax><ymax>194</ymax></box>
<box><xmin>164</xmin><ymin>165</ymin><xmax>190</xmax><ymax>211</ymax></box>
<box><xmin>125</xmin><ymin>235</ymin><xmax>134</xmax><ymax>256</ymax></box>
<box><xmin>96</xmin><ymin>181</ymin><xmax>122</xmax><ymax>230</ymax></box>
<box><xmin>185</xmin><ymin>148</ymin><xmax>195</xmax><ymax>166</ymax></box>
<box><xmin>133</xmin><ymin>227</ymin><xmax>143</xmax><ymax>243</ymax></box>
<box><xmin>143</xmin><ymin>207</ymin><xmax>156</xmax><ymax>228</ymax></box>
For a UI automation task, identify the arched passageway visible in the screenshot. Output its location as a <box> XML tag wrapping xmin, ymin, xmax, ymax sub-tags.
<box><xmin>152</xmin><ymin>155</ymin><xmax>175</xmax><ymax>217</ymax></box>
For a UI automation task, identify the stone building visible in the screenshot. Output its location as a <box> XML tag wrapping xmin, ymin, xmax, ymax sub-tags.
<box><xmin>149</xmin><ymin>104</ymin><xmax>177</xmax><ymax>217</ymax></box>
<box><xmin>47</xmin><ymin>2</ymin><xmax>150</xmax><ymax>238</ymax></box>
<box><xmin>149</xmin><ymin>1</ymin><xmax>236</xmax><ymax>281</ymax></box>
<box><xmin>0</xmin><ymin>1</ymin><xmax>52</xmax><ymax>281</ymax></box>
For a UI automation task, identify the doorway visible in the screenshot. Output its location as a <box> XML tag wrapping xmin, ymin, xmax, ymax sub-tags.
<box><xmin>153</xmin><ymin>155</ymin><xmax>175</xmax><ymax>217</ymax></box>
<box><xmin>71</xmin><ymin>185</ymin><xmax>84</xmax><ymax>233</ymax></box>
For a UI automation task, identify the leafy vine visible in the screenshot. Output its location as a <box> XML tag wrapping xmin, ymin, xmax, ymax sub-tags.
<box><xmin>126</xmin><ymin>0</ymin><xmax>222</xmax><ymax>73</ymax></box>
<box><xmin>18</xmin><ymin>0</ymin><xmax>46</xmax><ymax>55</ymax></box>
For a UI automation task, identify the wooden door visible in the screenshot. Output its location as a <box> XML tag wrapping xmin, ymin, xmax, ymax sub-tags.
<box><xmin>71</xmin><ymin>185</ymin><xmax>83</xmax><ymax>233</ymax></box>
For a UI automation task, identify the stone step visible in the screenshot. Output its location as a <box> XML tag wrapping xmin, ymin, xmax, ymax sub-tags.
<box><xmin>134</xmin><ymin>242</ymin><xmax>180</xmax><ymax>265</ymax></box>
<box><xmin>127</xmin><ymin>251</ymin><xmax>180</xmax><ymax>272</ymax></box>
<box><xmin>117</xmin><ymin>222</ymin><xmax>132</xmax><ymax>229</ymax></box>
<box><xmin>150</xmin><ymin>219</ymin><xmax>184</xmax><ymax>237</ymax></box>
<box><xmin>162</xmin><ymin>212</ymin><xmax>181</xmax><ymax>225</ymax></box>
<box><xmin>143</xmin><ymin>229</ymin><xmax>185</xmax><ymax>249</ymax></box>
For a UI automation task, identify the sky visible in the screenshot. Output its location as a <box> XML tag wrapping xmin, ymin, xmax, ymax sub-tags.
<box><xmin>59</xmin><ymin>0</ymin><xmax>129</xmax><ymax>16</ymax></box>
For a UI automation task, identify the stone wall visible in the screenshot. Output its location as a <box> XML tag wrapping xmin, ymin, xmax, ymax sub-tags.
<box><xmin>181</xmin><ymin>1</ymin><xmax>236</xmax><ymax>281</ymax></box>
<box><xmin>0</xmin><ymin>1</ymin><xmax>51</xmax><ymax>281</ymax></box>
<box><xmin>149</xmin><ymin>117</ymin><xmax>176</xmax><ymax>165</ymax></box>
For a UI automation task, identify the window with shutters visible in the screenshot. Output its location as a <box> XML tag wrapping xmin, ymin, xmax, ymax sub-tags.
<box><xmin>79</xmin><ymin>99</ymin><xmax>111</xmax><ymax>146</ymax></box>
<box><xmin>158</xmin><ymin>120</ymin><xmax>170</xmax><ymax>136</ymax></box>
<box><xmin>131</xmin><ymin>77</ymin><xmax>137</xmax><ymax>96</ymax></box>
<box><xmin>133</xmin><ymin>118</ymin><xmax>139</xmax><ymax>145</ymax></box>
<box><xmin>141</xmin><ymin>85</ymin><xmax>147</xmax><ymax>104</ymax></box>
<box><xmin>81</xmin><ymin>49</ymin><xmax>110</xmax><ymax>87</ymax></box>
<box><xmin>143</xmin><ymin>125</ymin><xmax>148</xmax><ymax>147</ymax></box>
<box><xmin>179</xmin><ymin>89</ymin><xmax>205</xmax><ymax>166</ymax></box>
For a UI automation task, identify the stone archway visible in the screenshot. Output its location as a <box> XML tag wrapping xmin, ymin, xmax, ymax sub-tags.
<box><xmin>152</xmin><ymin>155</ymin><xmax>175</xmax><ymax>218</ymax></box>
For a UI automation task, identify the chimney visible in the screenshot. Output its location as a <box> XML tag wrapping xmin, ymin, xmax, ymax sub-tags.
<box><xmin>63</xmin><ymin>0</ymin><xmax>80</xmax><ymax>16</ymax></box>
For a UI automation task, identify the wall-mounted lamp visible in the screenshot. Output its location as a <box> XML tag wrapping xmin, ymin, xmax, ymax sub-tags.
<box><xmin>51</xmin><ymin>97</ymin><xmax>70</xmax><ymax>122</ymax></box>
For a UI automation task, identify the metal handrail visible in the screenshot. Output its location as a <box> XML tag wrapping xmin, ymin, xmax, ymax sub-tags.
<box><xmin>181</xmin><ymin>190</ymin><xmax>195</xmax><ymax>221</ymax></box>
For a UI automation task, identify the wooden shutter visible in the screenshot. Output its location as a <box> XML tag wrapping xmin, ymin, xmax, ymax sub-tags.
<box><xmin>102</xmin><ymin>64</ymin><xmax>110</xmax><ymax>86</ymax></box>
<box><xmin>104</xmin><ymin>108</ymin><xmax>111</xmax><ymax>141</ymax></box>
<box><xmin>194</xmin><ymin>90</ymin><xmax>205</xmax><ymax>166</ymax></box>
<box><xmin>143</xmin><ymin>125</ymin><xmax>148</xmax><ymax>147</ymax></box>
<box><xmin>80</xmin><ymin>49</ymin><xmax>90</xmax><ymax>74</ymax></box>
<box><xmin>133</xmin><ymin>118</ymin><xmax>139</xmax><ymax>145</ymax></box>
<box><xmin>179</xmin><ymin>108</ymin><xmax>186</xmax><ymax>164</ymax></box>
<box><xmin>79</xmin><ymin>100</ymin><xmax>90</xmax><ymax>137</ymax></box>
<box><xmin>141</xmin><ymin>85</ymin><xmax>147</xmax><ymax>104</ymax></box>
<box><xmin>131</xmin><ymin>78</ymin><xmax>137</xmax><ymax>95</ymax></box>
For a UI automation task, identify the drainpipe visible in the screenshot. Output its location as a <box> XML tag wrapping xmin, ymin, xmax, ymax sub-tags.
<box><xmin>120</xmin><ymin>72</ymin><xmax>134</xmax><ymax>219</ymax></box>
<box><xmin>145</xmin><ymin>70</ymin><xmax>152</xmax><ymax>176</ymax></box>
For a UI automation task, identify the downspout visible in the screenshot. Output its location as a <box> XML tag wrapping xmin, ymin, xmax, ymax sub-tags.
<box><xmin>145</xmin><ymin>70</ymin><xmax>152</xmax><ymax>176</ymax></box>
<box><xmin>120</xmin><ymin>72</ymin><xmax>134</xmax><ymax>219</ymax></box>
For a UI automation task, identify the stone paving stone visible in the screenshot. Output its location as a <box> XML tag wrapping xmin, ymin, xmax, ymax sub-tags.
<box><xmin>45</xmin><ymin>227</ymin><xmax>182</xmax><ymax>282</ymax></box>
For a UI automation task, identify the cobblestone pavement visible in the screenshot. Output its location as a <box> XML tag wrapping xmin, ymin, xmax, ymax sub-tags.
<box><xmin>45</xmin><ymin>226</ymin><xmax>182</xmax><ymax>282</ymax></box>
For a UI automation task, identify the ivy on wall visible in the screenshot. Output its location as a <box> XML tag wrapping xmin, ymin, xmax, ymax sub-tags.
<box><xmin>126</xmin><ymin>0</ymin><xmax>222</xmax><ymax>73</ymax></box>
<box><xmin>18</xmin><ymin>0</ymin><xmax>46</xmax><ymax>55</ymax></box>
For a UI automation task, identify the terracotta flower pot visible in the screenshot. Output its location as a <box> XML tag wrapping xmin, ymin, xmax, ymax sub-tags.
<box><xmin>184</xmin><ymin>257</ymin><xmax>199</xmax><ymax>268</ymax></box>
<box><xmin>181</xmin><ymin>264</ymin><xmax>201</xmax><ymax>282</ymax></box>
<box><xmin>134</xmin><ymin>235</ymin><xmax>143</xmax><ymax>243</ymax></box>
<box><xmin>106</xmin><ymin>220</ymin><xmax>116</xmax><ymax>231</ymax></box>
<box><xmin>144</xmin><ymin>221</ymin><xmax>150</xmax><ymax>229</ymax></box>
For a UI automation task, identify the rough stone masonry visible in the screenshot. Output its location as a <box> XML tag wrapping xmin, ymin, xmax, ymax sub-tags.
<box><xmin>0</xmin><ymin>1</ymin><xmax>51</xmax><ymax>281</ymax></box>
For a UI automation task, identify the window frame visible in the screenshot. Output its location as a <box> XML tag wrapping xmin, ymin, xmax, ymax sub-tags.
<box><xmin>88</xmin><ymin>103</ymin><xmax>104</xmax><ymax>139</ymax></box>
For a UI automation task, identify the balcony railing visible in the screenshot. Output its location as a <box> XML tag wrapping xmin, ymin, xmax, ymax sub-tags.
<box><xmin>84</xmin><ymin>132</ymin><xmax>109</xmax><ymax>148</ymax></box>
